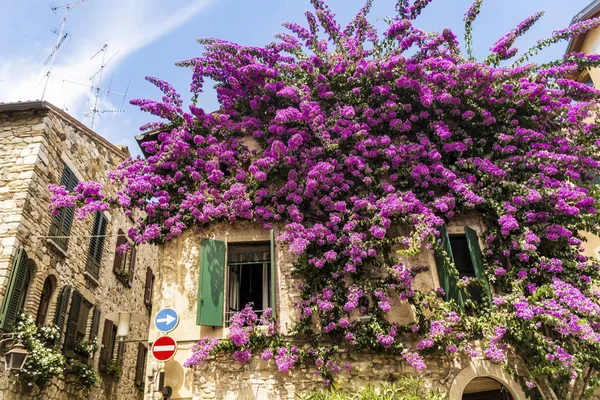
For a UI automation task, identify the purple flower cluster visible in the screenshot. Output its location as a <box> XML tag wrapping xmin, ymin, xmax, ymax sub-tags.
<box><xmin>49</xmin><ymin>0</ymin><xmax>600</xmax><ymax>389</ymax></box>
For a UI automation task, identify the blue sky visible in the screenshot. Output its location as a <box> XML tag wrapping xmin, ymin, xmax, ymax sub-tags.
<box><xmin>0</xmin><ymin>0</ymin><xmax>593</xmax><ymax>156</ymax></box>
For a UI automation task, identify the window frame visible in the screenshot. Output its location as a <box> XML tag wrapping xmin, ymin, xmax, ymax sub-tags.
<box><xmin>225</xmin><ymin>241</ymin><xmax>272</xmax><ymax>326</ymax></box>
<box><xmin>48</xmin><ymin>163</ymin><xmax>78</xmax><ymax>252</ymax></box>
<box><xmin>196</xmin><ymin>233</ymin><xmax>277</xmax><ymax>328</ymax></box>
<box><xmin>85</xmin><ymin>211</ymin><xmax>108</xmax><ymax>279</ymax></box>
<box><xmin>433</xmin><ymin>223</ymin><xmax>493</xmax><ymax>310</ymax></box>
<box><xmin>36</xmin><ymin>276</ymin><xmax>55</xmax><ymax>326</ymax></box>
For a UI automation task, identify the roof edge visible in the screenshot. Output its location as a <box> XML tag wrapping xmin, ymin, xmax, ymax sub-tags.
<box><xmin>0</xmin><ymin>101</ymin><xmax>130</xmax><ymax>160</ymax></box>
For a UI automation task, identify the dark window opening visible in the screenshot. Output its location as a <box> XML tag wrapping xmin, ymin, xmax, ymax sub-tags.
<box><xmin>463</xmin><ymin>389</ymin><xmax>513</xmax><ymax>400</ymax></box>
<box><xmin>36</xmin><ymin>277</ymin><xmax>54</xmax><ymax>326</ymax></box>
<box><xmin>450</xmin><ymin>235</ymin><xmax>483</xmax><ymax>305</ymax></box>
<box><xmin>227</xmin><ymin>243</ymin><xmax>271</xmax><ymax>324</ymax></box>
<box><xmin>76</xmin><ymin>301</ymin><xmax>92</xmax><ymax>343</ymax></box>
<box><xmin>219</xmin><ymin>162</ymin><xmax>231</xmax><ymax>177</ymax></box>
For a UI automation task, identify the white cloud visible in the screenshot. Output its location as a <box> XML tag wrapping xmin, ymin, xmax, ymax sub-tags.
<box><xmin>0</xmin><ymin>0</ymin><xmax>214</xmax><ymax>125</ymax></box>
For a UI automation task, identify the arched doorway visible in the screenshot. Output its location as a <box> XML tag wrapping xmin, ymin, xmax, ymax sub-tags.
<box><xmin>463</xmin><ymin>377</ymin><xmax>514</xmax><ymax>400</ymax></box>
<box><xmin>449</xmin><ymin>360</ymin><xmax>527</xmax><ymax>400</ymax></box>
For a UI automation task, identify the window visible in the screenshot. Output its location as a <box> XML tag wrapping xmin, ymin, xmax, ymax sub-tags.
<box><xmin>113</xmin><ymin>229</ymin><xmax>136</xmax><ymax>286</ymax></box>
<box><xmin>449</xmin><ymin>235</ymin><xmax>483</xmax><ymax>305</ymax></box>
<box><xmin>53</xmin><ymin>285</ymin><xmax>72</xmax><ymax>344</ymax></box>
<box><xmin>36</xmin><ymin>277</ymin><xmax>54</xmax><ymax>326</ymax></box>
<box><xmin>0</xmin><ymin>248</ymin><xmax>32</xmax><ymax>331</ymax></box>
<box><xmin>49</xmin><ymin>164</ymin><xmax>78</xmax><ymax>251</ymax></box>
<box><xmin>63</xmin><ymin>290</ymin><xmax>83</xmax><ymax>356</ymax></box>
<box><xmin>226</xmin><ymin>242</ymin><xmax>271</xmax><ymax>324</ymax></box>
<box><xmin>99</xmin><ymin>319</ymin><xmax>116</xmax><ymax>372</ymax></box>
<box><xmin>144</xmin><ymin>268</ymin><xmax>155</xmax><ymax>309</ymax></box>
<box><xmin>76</xmin><ymin>301</ymin><xmax>92</xmax><ymax>342</ymax></box>
<box><xmin>134</xmin><ymin>343</ymin><xmax>148</xmax><ymax>387</ymax></box>
<box><xmin>86</xmin><ymin>211</ymin><xmax>108</xmax><ymax>279</ymax></box>
<box><xmin>434</xmin><ymin>225</ymin><xmax>492</xmax><ymax>310</ymax></box>
<box><xmin>196</xmin><ymin>233</ymin><xmax>276</xmax><ymax>327</ymax></box>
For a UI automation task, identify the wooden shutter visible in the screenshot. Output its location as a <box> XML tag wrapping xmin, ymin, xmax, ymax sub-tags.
<box><xmin>63</xmin><ymin>290</ymin><xmax>82</xmax><ymax>356</ymax></box>
<box><xmin>86</xmin><ymin>213</ymin><xmax>102</xmax><ymax>273</ymax></box>
<box><xmin>128</xmin><ymin>246</ymin><xmax>137</xmax><ymax>286</ymax></box>
<box><xmin>465</xmin><ymin>226</ymin><xmax>493</xmax><ymax>307</ymax></box>
<box><xmin>50</xmin><ymin>165</ymin><xmax>78</xmax><ymax>250</ymax></box>
<box><xmin>433</xmin><ymin>225</ymin><xmax>464</xmax><ymax>309</ymax></box>
<box><xmin>144</xmin><ymin>268</ymin><xmax>154</xmax><ymax>307</ymax></box>
<box><xmin>94</xmin><ymin>214</ymin><xmax>108</xmax><ymax>277</ymax></box>
<box><xmin>86</xmin><ymin>212</ymin><xmax>108</xmax><ymax>278</ymax></box>
<box><xmin>134</xmin><ymin>343</ymin><xmax>147</xmax><ymax>387</ymax></box>
<box><xmin>113</xmin><ymin>229</ymin><xmax>128</xmax><ymax>273</ymax></box>
<box><xmin>116</xmin><ymin>342</ymin><xmax>126</xmax><ymax>366</ymax></box>
<box><xmin>99</xmin><ymin>319</ymin><xmax>114</xmax><ymax>371</ymax></box>
<box><xmin>90</xmin><ymin>307</ymin><xmax>101</xmax><ymax>341</ymax></box>
<box><xmin>53</xmin><ymin>285</ymin><xmax>72</xmax><ymax>344</ymax></box>
<box><xmin>197</xmin><ymin>239</ymin><xmax>225</xmax><ymax>326</ymax></box>
<box><xmin>269</xmin><ymin>230</ymin><xmax>276</xmax><ymax>318</ymax></box>
<box><xmin>0</xmin><ymin>249</ymin><xmax>30</xmax><ymax>331</ymax></box>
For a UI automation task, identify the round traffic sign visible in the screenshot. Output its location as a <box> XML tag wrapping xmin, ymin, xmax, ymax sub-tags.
<box><xmin>154</xmin><ymin>308</ymin><xmax>179</xmax><ymax>333</ymax></box>
<box><xmin>152</xmin><ymin>336</ymin><xmax>177</xmax><ymax>362</ymax></box>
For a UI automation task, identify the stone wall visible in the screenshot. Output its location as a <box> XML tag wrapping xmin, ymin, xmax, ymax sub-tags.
<box><xmin>0</xmin><ymin>105</ymin><xmax>158</xmax><ymax>400</ymax></box>
<box><xmin>193</xmin><ymin>351</ymin><xmax>528</xmax><ymax>400</ymax></box>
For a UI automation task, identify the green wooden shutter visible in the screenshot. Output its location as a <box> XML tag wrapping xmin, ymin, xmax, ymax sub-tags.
<box><xmin>50</xmin><ymin>165</ymin><xmax>78</xmax><ymax>250</ymax></box>
<box><xmin>86</xmin><ymin>212</ymin><xmax>107</xmax><ymax>278</ymax></box>
<box><xmin>93</xmin><ymin>214</ymin><xmax>108</xmax><ymax>277</ymax></box>
<box><xmin>196</xmin><ymin>239</ymin><xmax>225</xmax><ymax>326</ymax></box>
<box><xmin>433</xmin><ymin>225</ymin><xmax>464</xmax><ymax>309</ymax></box>
<box><xmin>90</xmin><ymin>307</ymin><xmax>101</xmax><ymax>341</ymax></box>
<box><xmin>54</xmin><ymin>285</ymin><xmax>72</xmax><ymax>344</ymax></box>
<box><xmin>465</xmin><ymin>226</ymin><xmax>493</xmax><ymax>307</ymax></box>
<box><xmin>270</xmin><ymin>230</ymin><xmax>276</xmax><ymax>318</ymax></box>
<box><xmin>86</xmin><ymin>213</ymin><xmax>101</xmax><ymax>273</ymax></box>
<box><xmin>0</xmin><ymin>249</ymin><xmax>29</xmax><ymax>331</ymax></box>
<box><xmin>63</xmin><ymin>290</ymin><xmax>82</xmax><ymax>356</ymax></box>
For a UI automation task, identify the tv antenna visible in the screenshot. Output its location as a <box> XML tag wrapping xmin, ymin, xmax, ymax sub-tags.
<box><xmin>62</xmin><ymin>44</ymin><xmax>130</xmax><ymax>129</ymax></box>
<box><xmin>41</xmin><ymin>0</ymin><xmax>88</xmax><ymax>101</ymax></box>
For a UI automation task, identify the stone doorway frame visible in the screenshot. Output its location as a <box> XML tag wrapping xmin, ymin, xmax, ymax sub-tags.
<box><xmin>449</xmin><ymin>360</ymin><xmax>528</xmax><ymax>400</ymax></box>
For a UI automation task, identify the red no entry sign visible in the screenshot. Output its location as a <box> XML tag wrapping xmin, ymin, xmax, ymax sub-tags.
<box><xmin>152</xmin><ymin>336</ymin><xmax>177</xmax><ymax>362</ymax></box>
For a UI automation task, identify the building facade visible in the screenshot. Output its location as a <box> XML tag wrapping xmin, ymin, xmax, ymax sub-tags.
<box><xmin>567</xmin><ymin>0</ymin><xmax>600</xmax><ymax>263</ymax></box>
<box><xmin>139</xmin><ymin>4</ymin><xmax>600</xmax><ymax>399</ymax></box>
<box><xmin>0</xmin><ymin>101</ymin><xmax>157</xmax><ymax>399</ymax></box>
<box><xmin>144</xmin><ymin>215</ymin><xmax>530</xmax><ymax>400</ymax></box>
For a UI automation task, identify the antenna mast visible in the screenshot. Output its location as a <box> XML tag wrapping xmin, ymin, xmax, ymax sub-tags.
<box><xmin>41</xmin><ymin>0</ymin><xmax>88</xmax><ymax>101</ymax></box>
<box><xmin>62</xmin><ymin>44</ymin><xmax>130</xmax><ymax>129</ymax></box>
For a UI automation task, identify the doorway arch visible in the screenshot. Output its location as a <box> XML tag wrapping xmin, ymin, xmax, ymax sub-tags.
<box><xmin>449</xmin><ymin>360</ymin><xmax>527</xmax><ymax>400</ymax></box>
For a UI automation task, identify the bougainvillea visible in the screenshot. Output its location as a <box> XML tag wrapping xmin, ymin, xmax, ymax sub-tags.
<box><xmin>50</xmin><ymin>0</ymin><xmax>600</xmax><ymax>397</ymax></box>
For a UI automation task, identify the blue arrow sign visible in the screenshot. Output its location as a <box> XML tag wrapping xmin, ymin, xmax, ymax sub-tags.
<box><xmin>154</xmin><ymin>308</ymin><xmax>179</xmax><ymax>333</ymax></box>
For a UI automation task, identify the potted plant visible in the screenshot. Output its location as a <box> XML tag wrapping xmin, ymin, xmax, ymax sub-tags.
<box><xmin>115</xmin><ymin>269</ymin><xmax>133</xmax><ymax>285</ymax></box>
<box><xmin>105</xmin><ymin>359</ymin><xmax>121</xmax><ymax>379</ymax></box>
<box><xmin>67</xmin><ymin>360</ymin><xmax>98</xmax><ymax>392</ymax></box>
<box><xmin>73</xmin><ymin>339</ymin><xmax>99</xmax><ymax>359</ymax></box>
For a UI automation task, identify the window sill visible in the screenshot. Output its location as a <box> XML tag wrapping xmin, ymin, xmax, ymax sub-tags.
<box><xmin>115</xmin><ymin>273</ymin><xmax>133</xmax><ymax>288</ymax></box>
<box><xmin>47</xmin><ymin>238</ymin><xmax>68</xmax><ymax>258</ymax></box>
<box><xmin>84</xmin><ymin>271</ymin><xmax>100</xmax><ymax>286</ymax></box>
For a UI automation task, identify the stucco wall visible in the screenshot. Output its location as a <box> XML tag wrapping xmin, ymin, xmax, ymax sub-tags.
<box><xmin>0</xmin><ymin>107</ymin><xmax>158</xmax><ymax>399</ymax></box>
<box><xmin>147</xmin><ymin>215</ymin><xmax>524</xmax><ymax>400</ymax></box>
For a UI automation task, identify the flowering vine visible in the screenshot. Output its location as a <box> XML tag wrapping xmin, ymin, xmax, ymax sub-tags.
<box><xmin>49</xmin><ymin>0</ymin><xmax>600</xmax><ymax>397</ymax></box>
